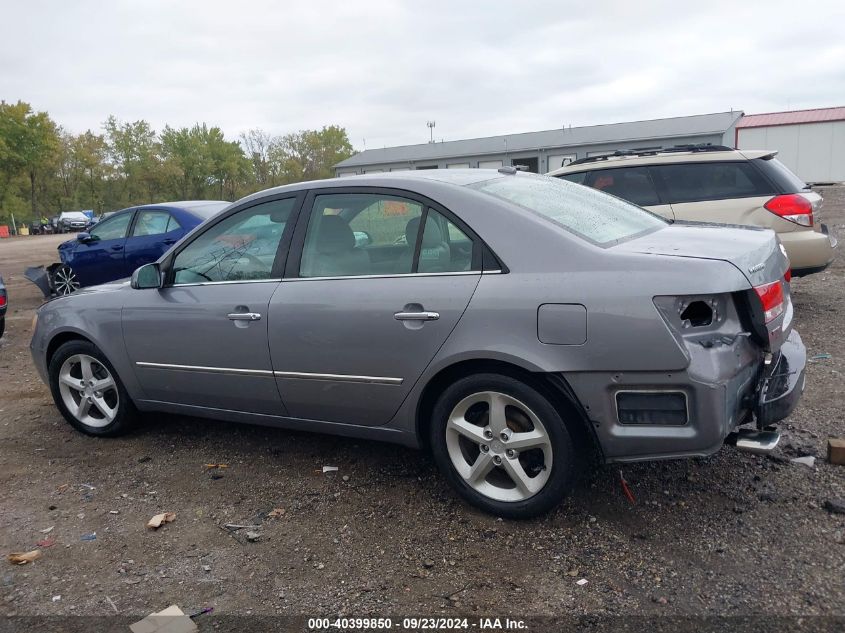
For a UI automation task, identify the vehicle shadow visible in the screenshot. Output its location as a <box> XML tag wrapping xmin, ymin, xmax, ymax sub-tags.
<box><xmin>132</xmin><ymin>410</ymin><xmax>756</xmax><ymax>529</ymax></box>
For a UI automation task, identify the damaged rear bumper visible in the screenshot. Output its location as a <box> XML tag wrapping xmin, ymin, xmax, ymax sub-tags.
<box><xmin>755</xmin><ymin>328</ymin><xmax>806</xmax><ymax>428</ymax></box>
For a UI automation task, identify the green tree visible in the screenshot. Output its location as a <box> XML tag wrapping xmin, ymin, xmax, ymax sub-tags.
<box><xmin>0</xmin><ymin>100</ymin><xmax>59</xmax><ymax>218</ymax></box>
<box><xmin>104</xmin><ymin>116</ymin><xmax>164</xmax><ymax>206</ymax></box>
<box><xmin>240</xmin><ymin>128</ymin><xmax>278</xmax><ymax>187</ymax></box>
<box><xmin>1</xmin><ymin>101</ymin><xmax>355</xmax><ymax>224</ymax></box>
<box><xmin>269</xmin><ymin>125</ymin><xmax>354</xmax><ymax>184</ymax></box>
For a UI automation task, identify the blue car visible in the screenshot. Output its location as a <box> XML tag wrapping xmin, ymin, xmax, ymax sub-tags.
<box><xmin>50</xmin><ymin>201</ymin><xmax>230</xmax><ymax>295</ymax></box>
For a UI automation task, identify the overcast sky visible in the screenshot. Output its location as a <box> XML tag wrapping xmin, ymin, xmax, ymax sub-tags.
<box><xmin>2</xmin><ymin>0</ymin><xmax>843</xmax><ymax>150</ymax></box>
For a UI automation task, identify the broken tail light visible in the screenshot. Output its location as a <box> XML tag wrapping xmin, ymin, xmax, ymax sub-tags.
<box><xmin>754</xmin><ymin>280</ymin><xmax>784</xmax><ymax>323</ymax></box>
<box><xmin>764</xmin><ymin>194</ymin><xmax>813</xmax><ymax>227</ymax></box>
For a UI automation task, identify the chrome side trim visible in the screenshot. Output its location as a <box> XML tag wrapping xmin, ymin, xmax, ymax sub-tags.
<box><xmin>285</xmin><ymin>271</ymin><xmax>480</xmax><ymax>282</ymax></box>
<box><xmin>273</xmin><ymin>370</ymin><xmax>403</xmax><ymax>385</ymax></box>
<box><xmin>169</xmin><ymin>279</ymin><xmax>282</xmax><ymax>288</ymax></box>
<box><xmin>135</xmin><ymin>362</ymin><xmax>403</xmax><ymax>385</ymax></box>
<box><xmin>136</xmin><ymin>361</ymin><xmax>274</xmax><ymax>377</ymax></box>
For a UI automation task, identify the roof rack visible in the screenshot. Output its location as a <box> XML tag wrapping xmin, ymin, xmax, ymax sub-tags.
<box><xmin>567</xmin><ymin>143</ymin><xmax>734</xmax><ymax>167</ymax></box>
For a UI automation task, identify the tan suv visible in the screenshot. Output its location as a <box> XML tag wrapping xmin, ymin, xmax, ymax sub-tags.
<box><xmin>548</xmin><ymin>145</ymin><xmax>837</xmax><ymax>276</ymax></box>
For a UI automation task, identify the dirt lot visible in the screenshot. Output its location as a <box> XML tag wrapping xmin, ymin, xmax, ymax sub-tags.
<box><xmin>0</xmin><ymin>192</ymin><xmax>843</xmax><ymax>628</ymax></box>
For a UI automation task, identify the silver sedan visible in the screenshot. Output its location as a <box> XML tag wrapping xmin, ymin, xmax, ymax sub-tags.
<box><xmin>30</xmin><ymin>169</ymin><xmax>806</xmax><ymax>517</ymax></box>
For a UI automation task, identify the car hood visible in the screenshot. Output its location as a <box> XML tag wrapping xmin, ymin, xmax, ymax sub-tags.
<box><xmin>617</xmin><ymin>222</ymin><xmax>788</xmax><ymax>287</ymax></box>
<box><xmin>71</xmin><ymin>279</ymin><xmax>131</xmax><ymax>297</ymax></box>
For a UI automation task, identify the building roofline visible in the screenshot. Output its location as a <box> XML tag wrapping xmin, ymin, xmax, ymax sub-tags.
<box><xmin>335</xmin><ymin>111</ymin><xmax>744</xmax><ymax>169</ymax></box>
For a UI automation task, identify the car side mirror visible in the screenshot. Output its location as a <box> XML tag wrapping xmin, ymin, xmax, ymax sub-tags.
<box><xmin>76</xmin><ymin>232</ymin><xmax>94</xmax><ymax>243</ymax></box>
<box><xmin>131</xmin><ymin>263</ymin><xmax>163</xmax><ymax>289</ymax></box>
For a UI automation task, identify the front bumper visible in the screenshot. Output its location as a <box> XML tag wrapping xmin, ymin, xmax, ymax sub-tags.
<box><xmin>24</xmin><ymin>264</ymin><xmax>63</xmax><ymax>299</ymax></box>
<box><xmin>755</xmin><ymin>328</ymin><xmax>806</xmax><ymax>427</ymax></box>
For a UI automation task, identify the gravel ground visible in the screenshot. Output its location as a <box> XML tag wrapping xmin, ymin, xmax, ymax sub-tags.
<box><xmin>0</xmin><ymin>190</ymin><xmax>843</xmax><ymax>626</ymax></box>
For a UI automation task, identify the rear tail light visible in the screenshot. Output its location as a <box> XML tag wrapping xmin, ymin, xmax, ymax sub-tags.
<box><xmin>754</xmin><ymin>280</ymin><xmax>784</xmax><ymax>323</ymax></box>
<box><xmin>764</xmin><ymin>194</ymin><xmax>813</xmax><ymax>227</ymax></box>
<box><xmin>0</xmin><ymin>293</ymin><xmax>6</xmax><ymax>308</ymax></box>
<box><xmin>784</xmin><ymin>268</ymin><xmax>792</xmax><ymax>283</ymax></box>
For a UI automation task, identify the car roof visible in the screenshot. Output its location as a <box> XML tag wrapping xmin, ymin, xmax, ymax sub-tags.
<box><xmin>134</xmin><ymin>200</ymin><xmax>230</xmax><ymax>211</ymax></box>
<box><xmin>104</xmin><ymin>200</ymin><xmax>230</xmax><ymax>217</ymax></box>
<box><xmin>548</xmin><ymin>148</ymin><xmax>777</xmax><ymax>175</ymax></box>
<box><xmin>234</xmin><ymin>169</ymin><xmax>509</xmax><ymax>206</ymax></box>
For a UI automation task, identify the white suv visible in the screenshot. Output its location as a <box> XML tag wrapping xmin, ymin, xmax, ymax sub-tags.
<box><xmin>548</xmin><ymin>145</ymin><xmax>837</xmax><ymax>276</ymax></box>
<box><xmin>57</xmin><ymin>211</ymin><xmax>90</xmax><ymax>233</ymax></box>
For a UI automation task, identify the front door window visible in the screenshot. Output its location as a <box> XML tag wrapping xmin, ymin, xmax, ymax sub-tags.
<box><xmin>172</xmin><ymin>198</ymin><xmax>295</xmax><ymax>284</ymax></box>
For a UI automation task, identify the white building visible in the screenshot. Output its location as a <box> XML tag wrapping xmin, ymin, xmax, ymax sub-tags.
<box><xmin>735</xmin><ymin>106</ymin><xmax>845</xmax><ymax>184</ymax></box>
<box><xmin>335</xmin><ymin>112</ymin><xmax>743</xmax><ymax>176</ymax></box>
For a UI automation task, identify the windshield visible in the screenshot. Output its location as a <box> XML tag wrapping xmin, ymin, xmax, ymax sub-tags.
<box><xmin>471</xmin><ymin>174</ymin><xmax>667</xmax><ymax>246</ymax></box>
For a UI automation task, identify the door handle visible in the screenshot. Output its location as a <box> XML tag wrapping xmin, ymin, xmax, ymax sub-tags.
<box><xmin>162</xmin><ymin>238</ymin><xmax>175</xmax><ymax>245</ymax></box>
<box><xmin>227</xmin><ymin>312</ymin><xmax>262</xmax><ymax>321</ymax></box>
<box><xmin>394</xmin><ymin>311</ymin><xmax>439</xmax><ymax>321</ymax></box>
<box><xmin>110</xmin><ymin>245</ymin><xmax>123</xmax><ymax>251</ymax></box>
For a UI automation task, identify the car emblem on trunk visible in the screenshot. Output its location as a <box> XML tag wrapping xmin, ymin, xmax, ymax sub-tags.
<box><xmin>748</xmin><ymin>263</ymin><xmax>765</xmax><ymax>273</ymax></box>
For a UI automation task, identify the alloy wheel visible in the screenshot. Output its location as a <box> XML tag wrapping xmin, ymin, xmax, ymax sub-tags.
<box><xmin>57</xmin><ymin>354</ymin><xmax>119</xmax><ymax>428</ymax></box>
<box><xmin>54</xmin><ymin>265</ymin><xmax>80</xmax><ymax>295</ymax></box>
<box><xmin>445</xmin><ymin>391</ymin><xmax>553</xmax><ymax>502</ymax></box>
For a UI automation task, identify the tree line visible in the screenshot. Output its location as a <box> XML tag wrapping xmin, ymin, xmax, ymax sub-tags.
<box><xmin>0</xmin><ymin>100</ymin><xmax>355</xmax><ymax>225</ymax></box>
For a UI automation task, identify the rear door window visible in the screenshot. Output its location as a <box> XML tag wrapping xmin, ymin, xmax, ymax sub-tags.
<box><xmin>132</xmin><ymin>211</ymin><xmax>180</xmax><ymax>237</ymax></box>
<box><xmin>584</xmin><ymin>167</ymin><xmax>660</xmax><ymax>206</ymax></box>
<box><xmin>650</xmin><ymin>162</ymin><xmax>774</xmax><ymax>203</ymax></box>
<box><xmin>299</xmin><ymin>193</ymin><xmax>423</xmax><ymax>277</ymax></box>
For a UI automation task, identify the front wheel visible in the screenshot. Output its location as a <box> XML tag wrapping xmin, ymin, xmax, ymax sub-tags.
<box><xmin>429</xmin><ymin>373</ymin><xmax>577</xmax><ymax>519</ymax></box>
<box><xmin>53</xmin><ymin>265</ymin><xmax>80</xmax><ymax>295</ymax></box>
<box><xmin>48</xmin><ymin>340</ymin><xmax>137</xmax><ymax>436</ymax></box>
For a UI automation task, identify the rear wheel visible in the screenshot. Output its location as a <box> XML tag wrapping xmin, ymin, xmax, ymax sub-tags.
<box><xmin>0</xmin><ymin>317</ymin><xmax>5</xmax><ymax>339</ymax></box>
<box><xmin>430</xmin><ymin>373</ymin><xmax>577</xmax><ymax>519</ymax></box>
<box><xmin>48</xmin><ymin>340</ymin><xmax>137</xmax><ymax>436</ymax></box>
<box><xmin>53</xmin><ymin>265</ymin><xmax>80</xmax><ymax>295</ymax></box>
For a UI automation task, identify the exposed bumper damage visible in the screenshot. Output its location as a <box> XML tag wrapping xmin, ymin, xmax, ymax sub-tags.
<box><xmin>755</xmin><ymin>328</ymin><xmax>806</xmax><ymax>427</ymax></box>
<box><xmin>565</xmin><ymin>292</ymin><xmax>806</xmax><ymax>463</ymax></box>
<box><xmin>24</xmin><ymin>264</ymin><xmax>62</xmax><ymax>299</ymax></box>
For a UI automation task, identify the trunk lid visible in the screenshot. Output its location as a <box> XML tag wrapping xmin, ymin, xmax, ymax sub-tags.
<box><xmin>618</xmin><ymin>222</ymin><xmax>788</xmax><ymax>286</ymax></box>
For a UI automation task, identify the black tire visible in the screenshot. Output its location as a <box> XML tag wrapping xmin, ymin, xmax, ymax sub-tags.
<box><xmin>48</xmin><ymin>340</ymin><xmax>137</xmax><ymax>437</ymax></box>
<box><xmin>0</xmin><ymin>317</ymin><xmax>5</xmax><ymax>339</ymax></box>
<box><xmin>429</xmin><ymin>373</ymin><xmax>577</xmax><ymax>519</ymax></box>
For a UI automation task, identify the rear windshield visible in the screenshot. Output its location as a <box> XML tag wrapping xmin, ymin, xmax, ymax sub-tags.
<box><xmin>472</xmin><ymin>174</ymin><xmax>667</xmax><ymax>246</ymax></box>
<box><xmin>754</xmin><ymin>157</ymin><xmax>808</xmax><ymax>193</ymax></box>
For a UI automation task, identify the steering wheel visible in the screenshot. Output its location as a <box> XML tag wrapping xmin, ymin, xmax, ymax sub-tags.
<box><xmin>218</xmin><ymin>251</ymin><xmax>266</xmax><ymax>272</ymax></box>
